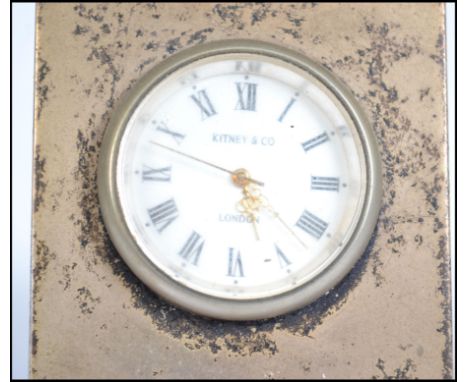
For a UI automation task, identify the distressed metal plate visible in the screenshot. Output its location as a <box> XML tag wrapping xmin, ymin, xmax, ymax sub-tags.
<box><xmin>31</xmin><ymin>3</ymin><xmax>452</xmax><ymax>379</ymax></box>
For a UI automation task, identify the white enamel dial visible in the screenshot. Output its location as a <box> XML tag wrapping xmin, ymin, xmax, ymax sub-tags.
<box><xmin>115</xmin><ymin>53</ymin><xmax>366</xmax><ymax>301</ymax></box>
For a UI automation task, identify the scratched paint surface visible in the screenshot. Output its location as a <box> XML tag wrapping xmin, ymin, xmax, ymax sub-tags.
<box><xmin>31</xmin><ymin>3</ymin><xmax>451</xmax><ymax>379</ymax></box>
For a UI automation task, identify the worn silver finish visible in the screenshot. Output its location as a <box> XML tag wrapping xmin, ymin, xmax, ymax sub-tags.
<box><xmin>31</xmin><ymin>3</ymin><xmax>451</xmax><ymax>379</ymax></box>
<box><xmin>97</xmin><ymin>40</ymin><xmax>382</xmax><ymax>320</ymax></box>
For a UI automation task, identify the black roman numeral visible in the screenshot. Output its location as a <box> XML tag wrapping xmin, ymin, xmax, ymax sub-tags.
<box><xmin>278</xmin><ymin>98</ymin><xmax>296</xmax><ymax>122</ymax></box>
<box><xmin>156</xmin><ymin>122</ymin><xmax>185</xmax><ymax>145</ymax></box>
<box><xmin>275</xmin><ymin>245</ymin><xmax>291</xmax><ymax>269</ymax></box>
<box><xmin>227</xmin><ymin>248</ymin><xmax>244</xmax><ymax>278</ymax></box>
<box><xmin>310</xmin><ymin>176</ymin><xmax>340</xmax><ymax>192</ymax></box>
<box><xmin>142</xmin><ymin>165</ymin><xmax>172</xmax><ymax>182</ymax></box>
<box><xmin>148</xmin><ymin>199</ymin><xmax>178</xmax><ymax>233</ymax></box>
<box><xmin>302</xmin><ymin>132</ymin><xmax>329</xmax><ymax>152</ymax></box>
<box><xmin>190</xmin><ymin>90</ymin><xmax>216</xmax><ymax>119</ymax></box>
<box><xmin>296</xmin><ymin>210</ymin><xmax>328</xmax><ymax>239</ymax></box>
<box><xmin>235</xmin><ymin>82</ymin><xmax>257</xmax><ymax>111</ymax></box>
<box><xmin>178</xmin><ymin>231</ymin><xmax>204</xmax><ymax>266</ymax></box>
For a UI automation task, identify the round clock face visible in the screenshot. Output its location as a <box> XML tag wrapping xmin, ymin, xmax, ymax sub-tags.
<box><xmin>98</xmin><ymin>41</ymin><xmax>381</xmax><ymax>320</ymax></box>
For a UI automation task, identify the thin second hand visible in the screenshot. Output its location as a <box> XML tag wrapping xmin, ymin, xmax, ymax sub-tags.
<box><xmin>149</xmin><ymin>141</ymin><xmax>264</xmax><ymax>187</ymax></box>
<box><xmin>274</xmin><ymin>212</ymin><xmax>309</xmax><ymax>250</ymax></box>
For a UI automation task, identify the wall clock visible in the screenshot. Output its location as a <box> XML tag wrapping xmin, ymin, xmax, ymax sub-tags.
<box><xmin>98</xmin><ymin>39</ymin><xmax>381</xmax><ymax>320</ymax></box>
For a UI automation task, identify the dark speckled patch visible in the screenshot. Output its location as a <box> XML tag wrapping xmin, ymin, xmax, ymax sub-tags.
<box><xmin>212</xmin><ymin>4</ymin><xmax>245</xmax><ymax>30</ymax></box>
<box><xmin>33</xmin><ymin>146</ymin><xmax>46</xmax><ymax>213</ymax></box>
<box><xmin>36</xmin><ymin>58</ymin><xmax>51</xmax><ymax>120</ymax></box>
<box><xmin>187</xmin><ymin>28</ymin><xmax>214</xmax><ymax>45</ymax></box>
<box><xmin>31</xmin><ymin>330</ymin><xmax>38</xmax><ymax>356</ymax></box>
<box><xmin>32</xmin><ymin>240</ymin><xmax>56</xmax><ymax>309</ymax></box>
<box><xmin>75</xmin><ymin>128</ymin><xmax>98</xmax><ymax>249</ymax></box>
<box><xmin>165</xmin><ymin>37</ymin><xmax>182</xmax><ymax>54</ymax></box>
<box><xmin>73</xmin><ymin>3</ymin><xmax>105</xmax><ymax>23</ymax></box>
<box><xmin>73</xmin><ymin>24</ymin><xmax>89</xmax><ymax>35</ymax></box>
<box><xmin>436</xmin><ymin>235</ymin><xmax>453</xmax><ymax>379</ymax></box>
<box><xmin>373</xmin><ymin>358</ymin><xmax>416</xmax><ymax>379</ymax></box>
<box><xmin>86</xmin><ymin>47</ymin><xmax>121</xmax><ymax>109</ymax></box>
<box><xmin>75</xmin><ymin>286</ymin><xmax>101</xmax><ymax>315</ymax></box>
<box><xmin>59</xmin><ymin>262</ymin><xmax>77</xmax><ymax>291</ymax></box>
<box><xmin>31</xmin><ymin>239</ymin><xmax>57</xmax><ymax>356</ymax></box>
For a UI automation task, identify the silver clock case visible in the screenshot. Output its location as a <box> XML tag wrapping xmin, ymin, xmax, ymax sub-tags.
<box><xmin>97</xmin><ymin>39</ymin><xmax>382</xmax><ymax>320</ymax></box>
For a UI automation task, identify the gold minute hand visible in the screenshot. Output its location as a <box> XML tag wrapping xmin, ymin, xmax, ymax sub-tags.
<box><xmin>149</xmin><ymin>141</ymin><xmax>264</xmax><ymax>187</ymax></box>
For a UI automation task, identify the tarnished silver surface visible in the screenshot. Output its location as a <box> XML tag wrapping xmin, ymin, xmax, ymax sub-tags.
<box><xmin>32</xmin><ymin>3</ymin><xmax>451</xmax><ymax>379</ymax></box>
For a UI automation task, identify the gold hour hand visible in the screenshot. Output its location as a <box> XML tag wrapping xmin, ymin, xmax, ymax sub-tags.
<box><xmin>236</xmin><ymin>184</ymin><xmax>262</xmax><ymax>241</ymax></box>
<box><xmin>233</xmin><ymin>169</ymin><xmax>264</xmax><ymax>241</ymax></box>
<box><xmin>232</xmin><ymin>169</ymin><xmax>308</xmax><ymax>248</ymax></box>
<box><xmin>236</xmin><ymin>201</ymin><xmax>260</xmax><ymax>241</ymax></box>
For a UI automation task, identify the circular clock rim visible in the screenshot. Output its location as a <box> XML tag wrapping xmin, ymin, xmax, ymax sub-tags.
<box><xmin>98</xmin><ymin>39</ymin><xmax>382</xmax><ymax>321</ymax></box>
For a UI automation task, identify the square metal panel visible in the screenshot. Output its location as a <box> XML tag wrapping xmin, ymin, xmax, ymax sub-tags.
<box><xmin>31</xmin><ymin>3</ymin><xmax>451</xmax><ymax>379</ymax></box>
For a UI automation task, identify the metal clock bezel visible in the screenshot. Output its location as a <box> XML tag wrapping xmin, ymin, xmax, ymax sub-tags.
<box><xmin>98</xmin><ymin>39</ymin><xmax>382</xmax><ymax>320</ymax></box>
